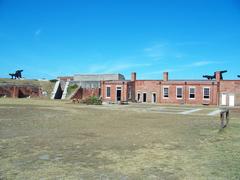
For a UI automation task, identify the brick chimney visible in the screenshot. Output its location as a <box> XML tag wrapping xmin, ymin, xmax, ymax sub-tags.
<box><xmin>131</xmin><ymin>72</ymin><xmax>136</xmax><ymax>81</ymax></box>
<box><xmin>163</xmin><ymin>72</ymin><xmax>168</xmax><ymax>81</ymax></box>
<box><xmin>215</xmin><ymin>71</ymin><xmax>221</xmax><ymax>82</ymax></box>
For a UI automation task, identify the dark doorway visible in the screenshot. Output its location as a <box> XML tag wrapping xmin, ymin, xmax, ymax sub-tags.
<box><xmin>143</xmin><ymin>93</ymin><xmax>147</xmax><ymax>102</ymax></box>
<box><xmin>116</xmin><ymin>87</ymin><xmax>121</xmax><ymax>101</ymax></box>
<box><xmin>152</xmin><ymin>93</ymin><xmax>156</xmax><ymax>103</ymax></box>
<box><xmin>54</xmin><ymin>84</ymin><xmax>63</xmax><ymax>99</ymax></box>
<box><xmin>18</xmin><ymin>89</ymin><xmax>28</xmax><ymax>98</ymax></box>
<box><xmin>137</xmin><ymin>93</ymin><xmax>141</xmax><ymax>102</ymax></box>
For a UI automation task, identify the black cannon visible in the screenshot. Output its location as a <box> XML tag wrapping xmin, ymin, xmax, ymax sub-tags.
<box><xmin>238</xmin><ymin>75</ymin><xmax>240</xmax><ymax>78</ymax></box>
<box><xmin>218</xmin><ymin>70</ymin><xmax>227</xmax><ymax>80</ymax></box>
<box><xmin>203</xmin><ymin>70</ymin><xmax>227</xmax><ymax>80</ymax></box>
<box><xmin>202</xmin><ymin>75</ymin><xmax>215</xmax><ymax>80</ymax></box>
<box><xmin>9</xmin><ymin>70</ymin><xmax>23</xmax><ymax>79</ymax></box>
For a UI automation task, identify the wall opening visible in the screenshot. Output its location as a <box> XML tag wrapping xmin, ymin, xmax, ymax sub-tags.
<box><xmin>116</xmin><ymin>87</ymin><xmax>122</xmax><ymax>101</ymax></box>
<box><xmin>54</xmin><ymin>84</ymin><xmax>63</xmax><ymax>99</ymax></box>
<box><xmin>137</xmin><ymin>93</ymin><xmax>141</xmax><ymax>102</ymax></box>
<box><xmin>18</xmin><ymin>89</ymin><xmax>29</xmax><ymax>98</ymax></box>
<box><xmin>143</xmin><ymin>93</ymin><xmax>147</xmax><ymax>102</ymax></box>
<box><xmin>152</xmin><ymin>93</ymin><xmax>156</xmax><ymax>103</ymax></box>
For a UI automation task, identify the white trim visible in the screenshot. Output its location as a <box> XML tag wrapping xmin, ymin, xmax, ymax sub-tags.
<box><xmin>189</xmin><ymin>86</ymin><xmax>196</xmax><ymax>100</ymax></box>
<box><xmin>176</xmin><ymin>86</ymin><xmax>183</xmax><ymax>99</ymax></box>
<box><xmin>203</xmin><ymin>87</ymin><xmax>210</xmax><ymax>100</ymax></box>
<box><xmin>162</xmin><ymin>86</ymin><xmax>169</xmax><ymax>99</ymax></box>
<box><xmin>106</xmin><ymin>85</ymin><xmax>111</xmax><ymax>98</ymax></box>
<box><xmin>152</xmin><ymin>92</ymin><xmax>157</xmax><ymax>103</ymax></box>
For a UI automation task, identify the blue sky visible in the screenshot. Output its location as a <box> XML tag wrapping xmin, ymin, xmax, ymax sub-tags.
<box><xmin>0</xmin><ymin>0</ymin><xmax>240</xmax><ymax>80</ymax></box>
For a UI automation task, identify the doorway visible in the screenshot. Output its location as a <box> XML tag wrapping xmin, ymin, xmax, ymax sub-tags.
<box><xmin>143</xmin><ymin>93</ymin><xmax>147</xmax><ymax>102</ymax></box>
<box><xmin>137</xmin><ymin>93</ymin><xmax>141</xmax><ymax>102</ymax></box>
<box><xmin>116</xmin><ymin>87</ymin><xmax>122</xmax><ymax>101</ymax></box>
<box><xmin>152</xmin><ymin>93</ymin><xmax>156</xmax><ymax>103</ymax></box>
<box><xmin>229</xmin><ymin>95</ymin><xmax>235</xmax><ymax>107</ymax></box>
<box><xmin>54</xmin><ymin>84</ymin><xmax>63</xmax><ymax>99</ymax></box>
<box><xmin>221</xmin><ymin>94</ymin><xmax>227</xmax><ymax>106</ymax></box>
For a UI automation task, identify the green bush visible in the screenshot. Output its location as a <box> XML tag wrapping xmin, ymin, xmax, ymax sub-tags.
<box><xmin>85</xmin><ymin>96</ymin><xmax>102</xmax><ymax>105</ymax></box>
<box><xmin>67</xmin><ymin>84</ymin><xmax>78</xmax><ymax>95</ymax></box>
<box><xmin>49</xmin><ymin>79</ymin><xmax>58</xmax><ymax>83</ymax></box>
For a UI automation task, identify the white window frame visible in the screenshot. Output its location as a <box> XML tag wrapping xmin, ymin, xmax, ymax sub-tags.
<box><xmin>189</xmin><ymin>87</ymin><xmax>196</xmax><ymax>100</ymax></box>
<box><xmin>163</xmin><ymin>86</ymin><xmax>169</xmax><ymax>99</ymax></box>
<box><xmin>176</xmin><ymin>86</ymin><xmax>183</xmax><ymax>99</ymax></box>
<box><xmin>152</xmin><ymin>92</ymin><xmax>157</xmax><ymax>103</ymax></box>
<box><xmin>106</xmin><ymin>85</ymin><xmax>111</xmax><ymax>98</ymax></box>
<box><xmin>203</xmin><ymin>87</ymin><xmax>210</xmax><ymax>100</ymax></box>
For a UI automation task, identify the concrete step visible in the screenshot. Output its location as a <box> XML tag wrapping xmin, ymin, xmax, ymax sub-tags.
<box><xmin>61</xmin><ymin>81</ymin><xmax>70</xmax><ymax>100</ymax></box>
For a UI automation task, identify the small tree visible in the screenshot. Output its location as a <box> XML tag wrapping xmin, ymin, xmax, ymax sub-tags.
<box><xmin>85</xmin><ymin>96</ymin><xmax>102</xmax><ymax>105</ymax></box>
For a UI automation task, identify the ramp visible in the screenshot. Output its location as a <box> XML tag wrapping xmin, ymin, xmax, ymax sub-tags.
<box><xmin>61</xmin><ymin>81</ymin><xmax>70</xmax><ymax>99</ymax></box>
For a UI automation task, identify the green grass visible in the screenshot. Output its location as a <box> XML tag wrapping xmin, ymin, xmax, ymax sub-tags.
<box><xmin>0</xmin><ymin>99</ymin><xmax>240</xmax><ymax>179</ymax></box>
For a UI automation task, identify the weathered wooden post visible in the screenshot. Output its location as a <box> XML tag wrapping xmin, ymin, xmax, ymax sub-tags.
<box><xmin>220</xmin><ymin>108</ymin><xmax>230</xmax><ymax>129</ymax></box>
<box><xmin>220</xmin><ymin>111</ymin><xmax>224</xmax><ymax>128</ymax></box>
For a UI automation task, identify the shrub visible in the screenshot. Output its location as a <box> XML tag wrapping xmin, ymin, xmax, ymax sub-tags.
<box><xmin>67</xmin><ymin>84</ymin><xmax>78</xmax><ymax>93</ymax></box>
<box><xmin>50</xmin><ymin>79</ymin><xmax>58</xmax><ymax>83</ymax></box>
<box><xmin>85</xmin><ymin>96</ymin><xmax>102</xmax><ymax>105</ymax></box>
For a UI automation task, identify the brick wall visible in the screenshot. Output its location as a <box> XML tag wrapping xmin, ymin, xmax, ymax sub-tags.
<box><xmin>220</xmin><ymin>80</ymin><xmax>240</xmax><ymax>106</ymax></box>
<box><xmin>100</xmin><ymin>72</ymin><xmax>240</xmax><ymax>106</ymax></box>
<box><xmin>71</xmin><ymin>87</ymin><xmax>100</xmax><ymax>99</ymax></box>
<box><xmin>134</xmin><ymin>80</ymin><xmax>218</xmax><ymax>105</ymax></box>
<box><xmin>0</xmin><ymin>85</ymin><xmax>41</xmax><ymax>98</ymax></box>
<box><xmin>135</xmin><ymin>80</ymin><xmax>161</xmax><ymax>103</ymax></box>
<box><xmin>101</xmin><ymin>81</ymin><xmax>129</xmax><ymax>102</ymax></box>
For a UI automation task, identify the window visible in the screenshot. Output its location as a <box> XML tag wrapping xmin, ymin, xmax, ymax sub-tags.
<box><xmin>203</xmin><ymin>87</ymin><xmax>210</xmax><ymax>99</ymax></box>
<box><xmin>106</xmin><ymin>86</ymin><xmax>111</xmax><ymax>98</ymax></box>
<box><xmin>176</xmin><ymin>87</ymin><xmax>183</xmax><ymax>99</ymax></box>
<box><xmin>163</xmin><ymin>87</ymin><xmax>169</xmax><ymax>98</ymax></box>
<box><xmin>189</xmin><ymin>87</ymin><xmax>195</xmax><ymax>99</ymax></box>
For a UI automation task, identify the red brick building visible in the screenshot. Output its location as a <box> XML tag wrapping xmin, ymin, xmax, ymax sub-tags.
<box><xmin>101</xmin><ymin>72</ymin><xmax>240</xmax><ymax>107</ymax></box>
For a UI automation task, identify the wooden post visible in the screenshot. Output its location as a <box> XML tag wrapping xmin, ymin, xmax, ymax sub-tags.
<box><xmin>220</xmin><ymin>109</ymin><xmax>230</xmax><ymax>129</ymax></box>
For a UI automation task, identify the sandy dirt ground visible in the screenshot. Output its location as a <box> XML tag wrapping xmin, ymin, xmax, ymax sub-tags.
<box><xmin>0</xmin><ymin>99</ymin><xmax>240</xmax><ymax>179</ymax></box>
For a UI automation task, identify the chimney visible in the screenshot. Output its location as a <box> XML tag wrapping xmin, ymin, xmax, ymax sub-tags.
<box><xmin>215</xmin><ymin>71</ymin><xmax>221</xmax><ymax>82</ymax></box>
<box><xmin>163</xmin><ymin>72</ymin><xmax>168</xmax><ymax>81</ymax></box>
<box><xmin>131</xmin><ymin>72</ymin><xmax>136</xmax><ymax>81</ymax></box>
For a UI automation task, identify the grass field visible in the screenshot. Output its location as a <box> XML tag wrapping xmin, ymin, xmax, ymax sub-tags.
<box><xmin>0</xmin><ymin>99</ymin><xmax>240</xmax><ymax>179</ymax></box>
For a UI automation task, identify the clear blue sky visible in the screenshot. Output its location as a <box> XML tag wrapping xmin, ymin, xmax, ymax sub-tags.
<box><xmin>0</xmin><ymin>0</ymin><xmax>240</xmax><ymax>80</ymax></box>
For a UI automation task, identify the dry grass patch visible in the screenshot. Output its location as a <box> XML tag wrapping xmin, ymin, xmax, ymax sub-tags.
<box><xmin>0</xmin><ymin>99</ymin><xmax>240</xmax><ymax>179</ymax></box>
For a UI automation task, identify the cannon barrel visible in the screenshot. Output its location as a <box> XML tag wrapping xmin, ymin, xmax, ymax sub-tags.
<box><xmin>203</xmin><ymin>75</ymin><xmax>215</xmax><ymax>80</ymax></box>
<box><xmin>219</xmin><ymin>70</ymin><xmax>227</xmax><ymax>73</ymax></box>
